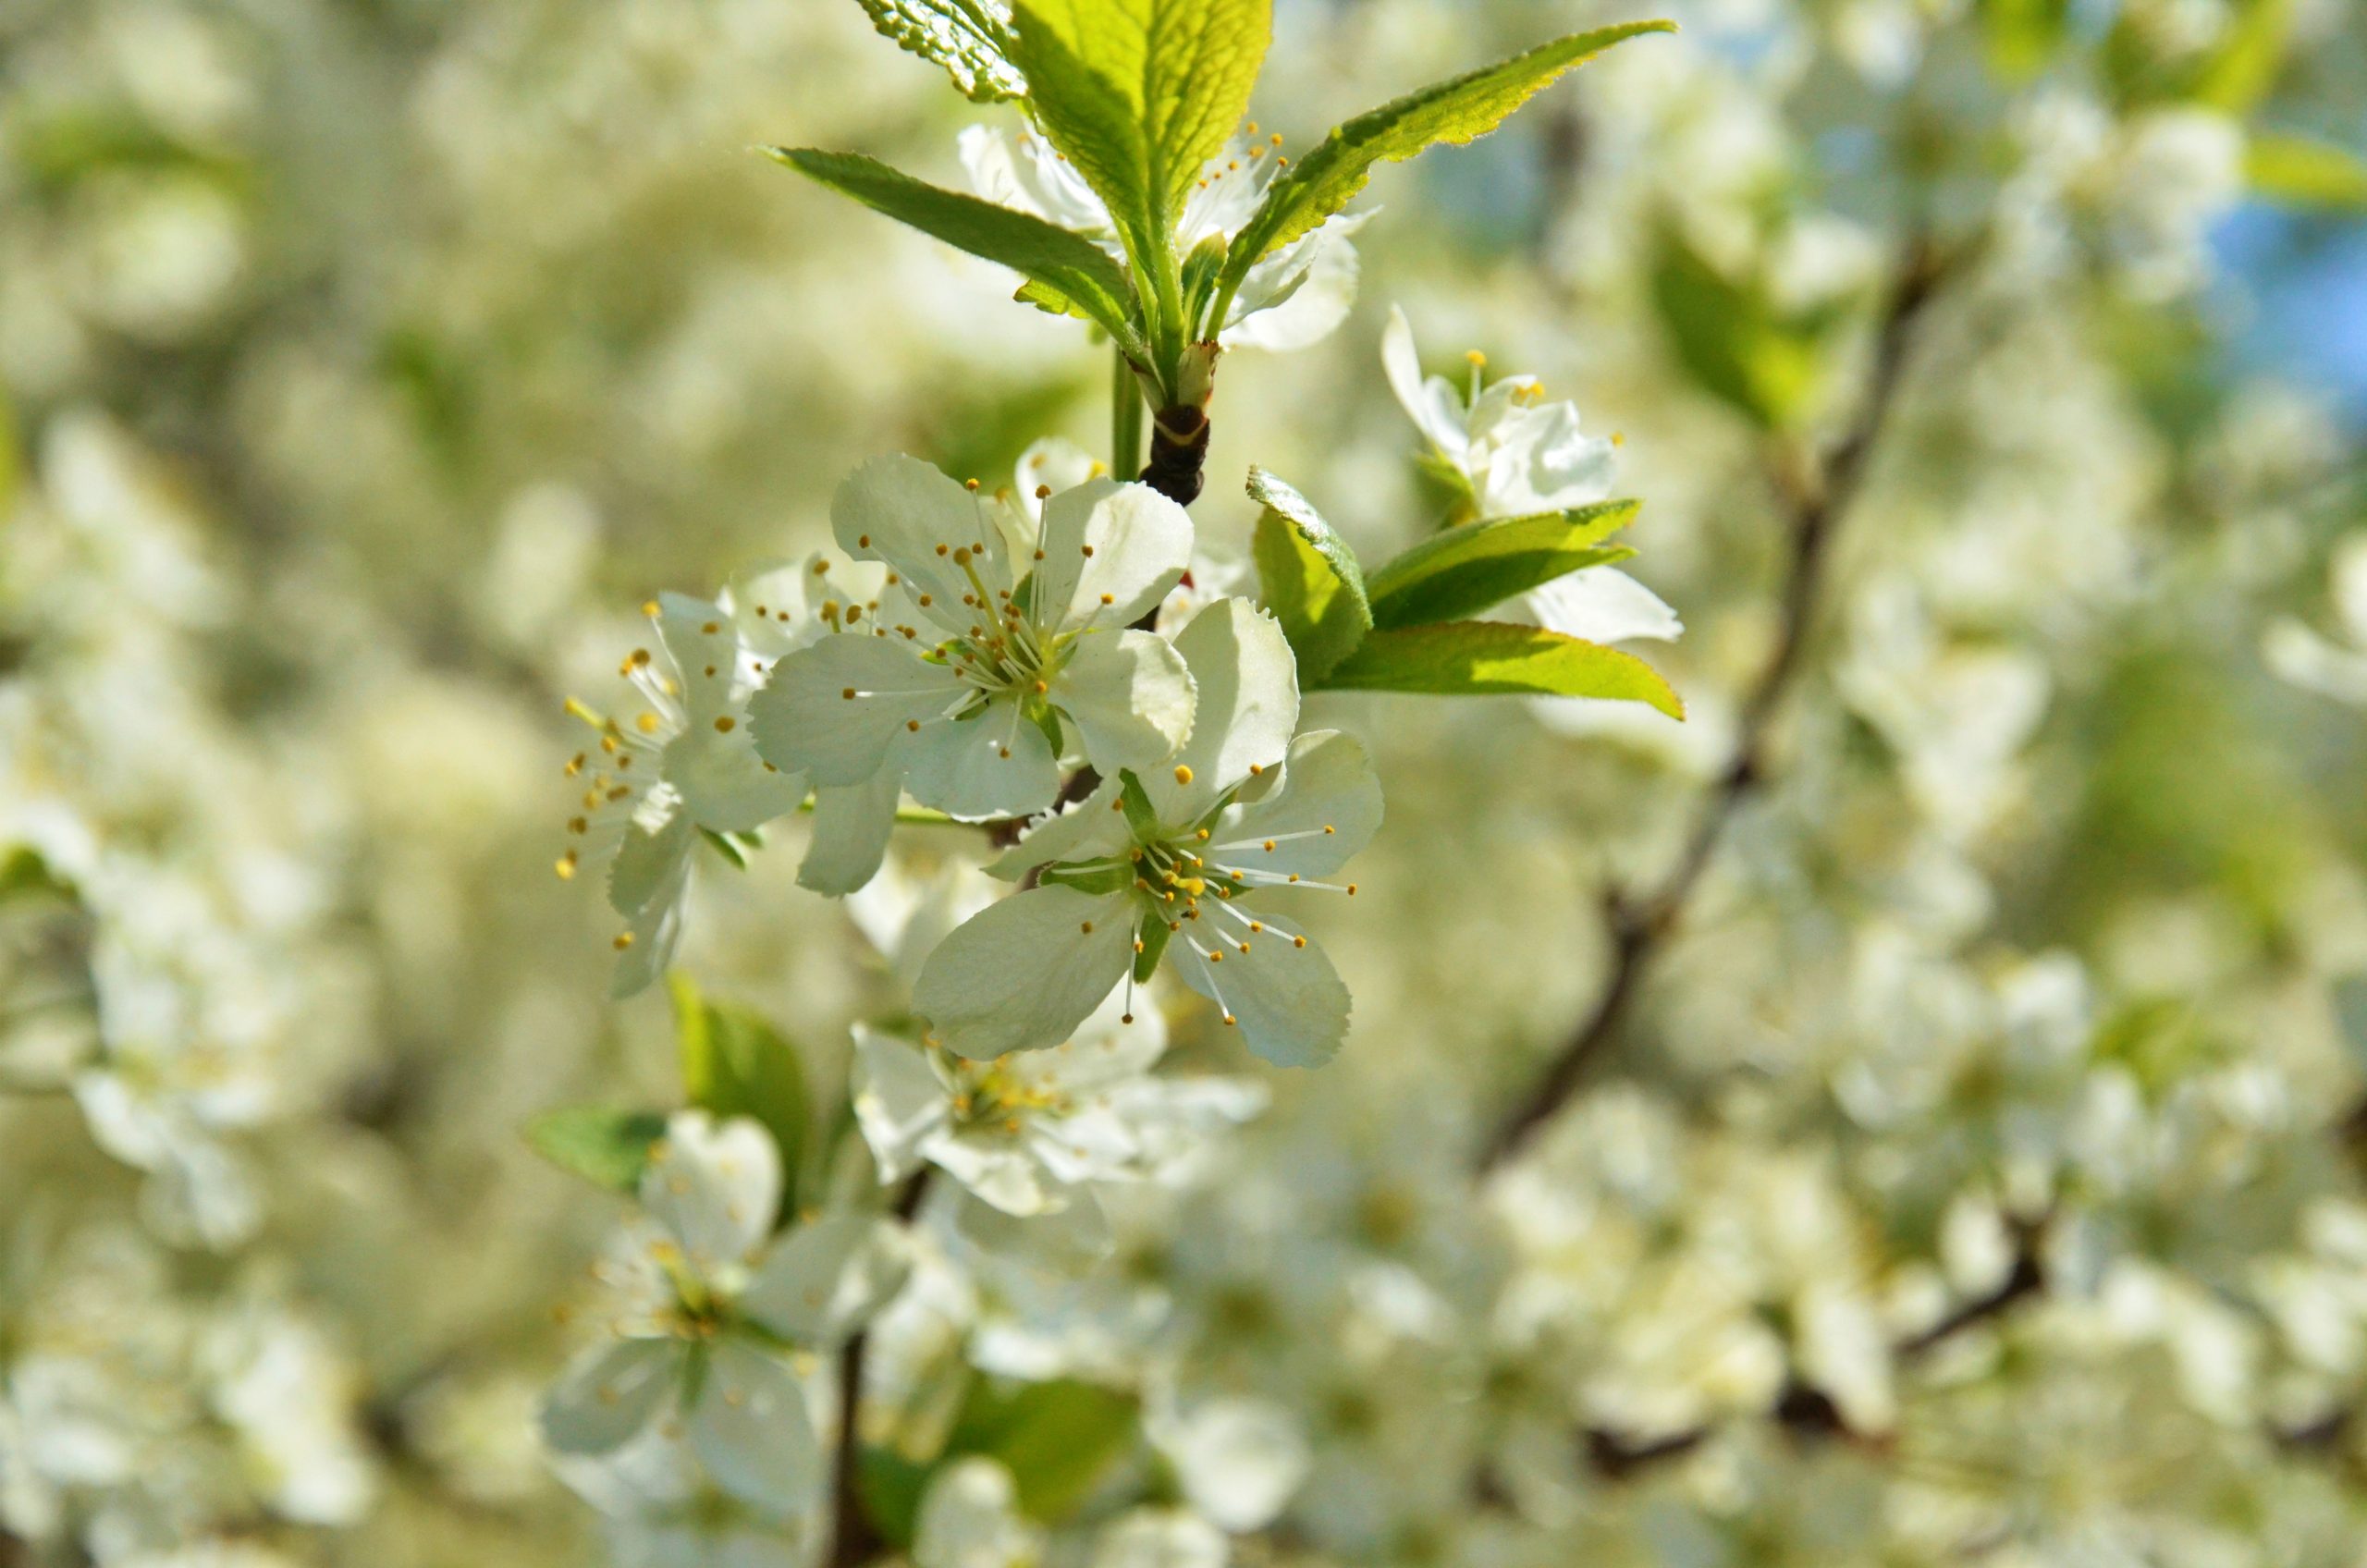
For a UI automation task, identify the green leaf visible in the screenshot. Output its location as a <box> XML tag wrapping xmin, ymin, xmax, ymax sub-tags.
<box><xmin>1650</xmin><ymin>225</ymin><xmax>1847</xmax><ymax>431</ymax></box>
<box><xmin>765</xmin><ymin>149</ymin><xmax>1141</xmax><ymax>353</ymax></box>
<box><xmin>2191</xmin><ymin>0</ymin><xmax>2296</xmax><ymax>114</ymax></box>
<box><xmin>1365</xmin><ymin>500</ymin><xmax>1640</xmax><ymax>631</ymax></box>
<box><xmin>2247</xmin><ymin>133</ymin><xmax>2367</xmax><ymax>213</ymax></box>
<box><xmin>523</xmin><ymin>1105</ymin><xmax>669</xmax><ymax>1194</ymax></box>
<box><xmin>1319</xmin><ymin>621</ymin><xmax>1683</xmax><ymax>716</ymax></box>
<box><xmin>1008</xmin><ymin>0</ymin><xmax>1271</xmax><ymax>263</ymax></box>
<box><xmin>1976</xmin><ymin>0</ymin><xmax>2069</xmax><ymax>78</ymax></box>
<box><xmin>1133</xmin><ymin>916</ymin><xmax>1170</xmax><ymax>981</ymax></box>
<box><xmin>1246</xmin><ymin>466</ymin><xmax>1371</xmax><ymax>681</ymax></box>
<box><xmin>671</xmin><ymin>975</ymin><xmax>809</xmax><ymax>1217</ymax></box>
<box><xmin>1213</xmin><ymin>20</ymin><xmax>1673</xmax><ymax>312</ymax></box>
<box><xmin>854</xmin><ymin>0</ymin><xmax>1028</xmax><ymax>102</ymax></box>
<box><xmin>950</xmin><ymin>1377</ymin><xmax>1140</xmax><ymax>1520</ymax></box>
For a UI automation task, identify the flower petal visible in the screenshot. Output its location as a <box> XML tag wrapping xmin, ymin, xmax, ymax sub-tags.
<box><xmin>1171</xmin><ymin>915</ymin><xmax>1350</xmax><ymax>1069</ymax></box>
<box><xmin>1030</xmin><ymin>480</ymin><xmax>1193</xmax><ymax>632</ymax></box>
<box><xmin>985</xmin><ymin>777</ymin><xmax>1135</xmax><ymax>882</ymax></box>
<box><xmin>1142</xmin><ymin>598</ymin><xmax>1298</xmax><ymax>823</ymax></box>
<box><xmin>747</xmin><ymin>633</ymin><xmax>962</xmax><ymax>788</ymax></box>
<box><xmin>928</xmin><ymin>1133</ymin><xmax>1061</xmax><ymax>1217</ymax></box>
<box><xmin>1057</xmin><ymin>629</ymin><xmax>1195</xmax><ymax>776</ymax></box>
<box><xmin>641</xmin><ymin>1111</ymin><xmax>780</xmax><ymax>1277</ymax></box>
<box><xmin>1381</xmin><ymin>306</ymin><xmax>1470</xmax><ymax>461</ymax></box>
<box><xmin>795</xmin><ymin>769</ymin><xmax>904</xmax><ymax>897</ymax></box>
<box><xmin>914</xmin><ymin>886</ymin><xmax>1135</xmax><ymax>1059</ymax></box>
<box><xmin>686</xmin><ymin>1341</ymin><xmax>820</xmax><ymax>1510</ymax></box>
<box><xmin>541</xmin><ymin>1338</ymin><xmax>680</xmax><ymax>1457</ymax></box>
<box><xmin>833</xmin><ymin>455</ymin><xmax>1012</xmax><ymax>635</ymax></box>
<box><xmin>1207</xmin><ymin>729</ymin><xmax>1382</xmax><ymax>879</ymax></box>
<box><xmin>1525</xmin><ymin>568</ymin><xmax>1683</xmax><ymax>646</ymax></box>
<box><xmin>902</xmin><ymin>696</ymin><xmax>1061</xmax><ymax>821</ymax></box>
<box><xmin>1222</xmin><ymin>215</ymin><xmax>1367</xmax><ymax>353</ymax></box>
<box><xmin>740</xmin><ymin>1216</ymin><xmax>910</xmax><ymax>1347</ymax></box>
<box><xmin>998</xmin><ymin>983</ymin><xmax>1165</xmax><ymax>1094</ymax></box>
<box><xmin>850</xmin><ymin>1024</ymin><xmax>952</xmax><ymax>1184</ymax></box>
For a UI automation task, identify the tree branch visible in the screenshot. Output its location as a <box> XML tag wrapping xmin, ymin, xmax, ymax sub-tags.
<box><xmin>829</xmin><ymin>1168</ymin><xmax>933</xmax><ymax>1568</ymax></box>
<box><xmin>1478</xmin><ymin>236</ymin><xmax>1952</xmax><ymax>1173</ymax></box>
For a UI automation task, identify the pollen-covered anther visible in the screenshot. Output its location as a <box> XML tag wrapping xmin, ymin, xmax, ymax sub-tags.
<box><xmin>1081</xmin><ymin>544</ymin><xmax>1095</xmax><ymax>557</ymax></box>
<box><xmin>1173</xmin><ymin>764</ymin><xmax>1194</xmax><ymax>785</ymax></box>
<box><xmin>1222</xmin><ymin>1013</ymin><xmax>1237</xmax><ymax>1026</ymax></box>
<box><xmin>567</xmin><ymin>815</ymin><xmax>588</xmax><ymax>835</ymax></box>
<box><xmin>612</xmin><ymin>932</ymin><xmax>634</xmax><ymax>950</ymax></box>
<box><xmin>1196</xmin><ymin>828</ymin><xmax>1210</xmax><ymax>841</ymax></box>
<box><xmin>906</xmin><ymin>719</ymin><xmax>920</xmax><ymax>732</ymax></box>
<box><xmin>636</xmin><ymin>713</ymin><xmax>660</xmax><ymax>734</ymax></box>
<box><xmin>1248</xmin><ymin>763</ymin><xmax>1263</xmax><ymax>776</ymax></box>
<box><xmin>1100</xmin><ymin>593</ymin><xmax>1114</xmax><ymax>606</ymax></box>
<box><xmin>842</xmin><ymin>687</ymin><xmax>856</xmax><ymax>700</ymax></box>
<box><xmin>565</xmin><ymin>753</ymin><xmax>585</xmax><ymax>776</ymax></box>
<box><xmin>555</xmin><ymin>851</ymin><xmax>578</xmax><ymax>880</ymax></box>
<box><xmin>964</xmin><ymin>478</ymin><xmax>981</xmax><ymax>491</ymax></box>
<box><xmin>1293</xmin><ymin>935</ymin><xmax>1306</xmax><ymax>948</ymax></box>
<box><xmin>1080</xmin><ymin>921</ymin><xmax>1094</xmax><ymax>934</ymax></box>
<box><xmin>713</xmin><ymin>716</ymin><xmax>735</xmax><ymax>732</ymax></box>
<box><xmin>641</xmin><ymin>600</ymin><xmax>659</xmax><ymax>618</ymax></box>
<box><xmin>1032</xmin><ymin>680</ymin><xmax>1049</xmax><ymax>694</ymax></box>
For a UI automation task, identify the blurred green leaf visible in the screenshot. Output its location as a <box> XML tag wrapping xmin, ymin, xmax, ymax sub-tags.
<box><xmin>765</xmin><ymin>149</ymin><xmax>1142</xmax><ymax>354</ymax></box>
<box><xmin>858</xmin><ymin>1374</ymin><xmax>1138</xmax><ymax>1545</ymax></box>
<box><xmin>854</xmin><ymin>0</ymin><xmax>1027</xmax><ymax>102</ymax></box>
<box><xmin>1650</xmin><ymin>227</ymin><xmax>1843</xmax><ymax>430</ymax></box>
<box><xmin>2246</xmin><ymin>132</ymin><xmax>2367</xmax><ymax>212</ymax></box>
<box><xmin>1976</xmin><ymin>0</ymin><xmax>2069</xmax><ymax>80</ymax></box>
<box><xmin>1247</xmin><ymin>466</ymin><xmax>1371</xmax><ymax>680</ymax></box>
<box><xmin>1320</xmin><ymin>621</ymin><xmax>1682</xmax><ymax>715</ymax></box>
<box><xmin>1212</xmin><ymin>21</ymin><xmax>1674</xmax><ymax>316</ymax></box>
<box><xmin>1365</xmin><ymin>500</ymin><xmax>1639</xmax><ymax>631</ymax></box>
<box><xmin>523</xmin><ymin>1106</ymin><xmax>669</xmax><ymax>1194</ymax></box>
<box><xmin>2191</xmin><ymin>0</ymin><xmax>2297</xmax><ymax>114</ymax></box>
<box><xmin>670</xmin><ymin>975</ymin><xmax>809</xmax><ymax>1218</ymax></box>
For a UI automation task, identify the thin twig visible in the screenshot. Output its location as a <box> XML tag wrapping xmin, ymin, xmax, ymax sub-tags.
<box><xmin>1478</xmin><ymin>237</ymin><xmax>1951</xmax><ymax>1173</ymax></box>
<box><xmin>828</xmin><ymin>1169</ymin><xmax>933</xmax><ymax>1568</ymax></box>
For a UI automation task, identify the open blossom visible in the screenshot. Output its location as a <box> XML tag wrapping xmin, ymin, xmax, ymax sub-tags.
<box><xmin>540</xmin><ymin>1113</ymin><xmax>906</xmax><ymax>1511</ymax></box>
<box><xmin>852</xmin><ymin>986</ymin><xmax>1266</xmax><ymax>1228</ymax></box>
<box><xmin>1382</xmin><ymin>306</ymin><xmax>1683</xmax><ymax>651</ymax></box>
<box><xmin>914</xmin><ymin>598</ymin><xmax>1380</xmax><ymax>1068</ymax></box>
<box><xmin>960</xmin><ymin>125</ymin><xmax>1367</xmax><ymax>352</ymax></box>
<box><xmin>748</xmin><ymin>455</ymin><xmax>1196</xmax><ymax>833</ymax></box>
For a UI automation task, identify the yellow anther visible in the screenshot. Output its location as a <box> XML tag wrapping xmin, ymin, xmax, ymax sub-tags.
<box><xmin>703</xmin><ymin>665</ymin><xmax>717</xmax><ymax>677</ymax></box>
<box><xmin>842</xmin><ymin>687</ymin><xmax>856</xmax><ymax>700</ymax></box>
<box><xmin>568</xmin><ymin>816</ymin><xmax>588</xmax><ymax>835</ymax></box>
<box><xmin>714</xmin><ymin>716</ymin><xmax>736</xmax><ymax>733</ymax></box>
<box><xmin>1173</xmin><ymin>765</ymin><xmax>1194</xmax><ymax>785</ymax></box>
<box><xmin>702</xmin><ymin>620</ymin><xmax>719</xmax><ymax>634</ymax></box>
<box><xmin>1249</xmin><ymin>922</ymin><xmax>1263</xmax><ymax>933</ymax></box>
<box><xmin>1033</xmin><ymin>680</ymin><xmax>1049</xmax><ymax>694</ymax></box>
<box><xmin>1263</xmin><ymin>839</ymin><xmax>1276</xmax><ymax>851</ymax></box>
<box><xmin>1466</xmin><ymin>349</ymin><xmax>1487</xmax><ymax>368</ymax></box>
<box><xmin>636</xmin><ymin>712</ymin><xmax>660</xmax><ymax>734</ymax></box>
<box><xmin>906</xmin><ymin>719</ymin><xmax>921</xmax><ymax>732</ymax></box>
<box><xmin>566</xmin><ymin>753</ymin><xmax>586</xmax><ymax>777</ymax></box>
<box><xmin>556</xmin><ymin>853</ymin><xmax>578</xmax><ymax>880</ymax></box>
<box><xmin>918</xmin><ymin>594</ymin><xmax>934</xmax><ymax>607</ymax></box>
<box><xmin>1222</xmin><ymin>1012</ymin><xmax>1236</xmax><ymax>1025</ymax></box>
<box><xmin>1081</xmin><ymin>544</ymin><xmax>1095</xmax><ymax>557</ymax></box>
<box><xmin>845</xmin><ymin>605</ymin><xmax>863</xmax><ymax>624</ymax></box>
<box><xmin>613</xmin><ymin>932</ymin><xmax>635</xmax><ymax>950</ymax></box>
<box><xmin>1347</xmin><ymin>883</ymin><xmax>1358</xmax><ymax>895</ymax></box>
<box><xmin>1081</xmin><ymin>921</ymin><xmax>1095</xmax><ymax>935</ymax></box>
<box><xmin>642</xmin><ymin>600</ymin><xmax>660</xmax><ymax>618</ymax></box>
<box><xmin>813</xmin><ymin>559</ymin><xmax>830</xmax><ymax>574</ymax></box>
<box><xmin>1100</xmin><ymin>593</ymin><xmax>1114</xmax><ymax>606</ymax></box>
<box><xmin>964</xmin><ymin>477</ymin><xmax>981</xmax><ymax>491</ymax></box>
<box><xmin>1293</xmin><ymin>935</ymin><xmax>1306</xmax><ymax>948</ymax></box>
<box><xmin>1196</xmin><ymin>828</ymin><xmax>1210</xmax><ymax>841</ymax></box>
<box><xmin>1208</xmin><ymin>949</ymin><xmax>1222</xmax><ymax>963</ymax></box>
<box><xmin>1134</xmin><ymin>939</ymin><xmax>1145</xmax><ymax>953</ymax></box>
<box><xmin>858</xmin><ymin>533</ymin><xmax>872</xmax><ymax>546</ymax></box>
<box><xmin>1323</xmin><ymin>824</ymin><xmax>1335</xmax><ymax>834</ymax></box>
<box><xmin>1248</xmin><ymin>763</ymin><xmax>1263</xmax><ymax>776</ymax></box>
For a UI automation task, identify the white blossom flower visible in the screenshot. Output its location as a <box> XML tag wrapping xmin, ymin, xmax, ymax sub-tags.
<box><xmin>852</xmin><ymin>986</ymin><xmax>1266</xmax><ymax>1227</ymax></box>
<box><xmin>540</xmin><ymin>1112</ymin><xmax>907</xmax><ymax>1511</ymax></box>
<box><xmin>914</xmin><ymin>1457</ymin><xmax>1045</xmax><ymax>1568</ymax></box>
<box><xmin>1089</xmin><ymin>1508</ymin><xmax>1229</xmax><ymax>1568</ymax></box>
<box><xmin>2266</xmin><ymin>532</ymin><xmax>2367</xmax><ymax>706</ymax></box>
<box><xmin>554</xmin><ymin>1421</ymin><xmax>813</xmax><ymax>1568</ymax></box>
<box><xmin>960</xmin><ymin>125</ymin><xmax>1367</xmax><ymax>352</ymax></box>
<box><xmin>914</xmin><ymin>599</ymin><xmax>1380</xmax><ymax>1068</ymax></box>
<box><xmin>748</xmin><ymin>455</ymin><xmax>1196</xmax><ymax>832</ymax></box>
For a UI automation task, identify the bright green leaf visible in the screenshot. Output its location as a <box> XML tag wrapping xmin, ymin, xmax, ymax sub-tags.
<box><xmin>764</xmin><ymin>149</ymin><xmax>1142</xmax><ymax>354</ymax></box>
<box><xmin>1976</xmin><ymin>0</ymin><xmax>2069</xmax><ymax>79</ymax></box>
<box><xmin>1365</xmin><ymin>499</ymin><xmax>1640</xmax><ymax>630</ymax></box>
<box><xmin>854</xmin><ymin>0</ymin><xmax>1028</xmax><ymax>102</ymax></box>
<box><xmin>1247</xmin><ymin>466</ymin><xmax>1371</xmax><ymax>681</ymax></box>
<box><xmin>950</xmin><ymin>1376</ymin><xmax>1140</xmax><ymax>1520</ymax></box>
<box><xmin>2247</xmin><ymin>132</ymin><xmax>2367</xmax><ymax>213</ymax></box>
<box><xmin>1319</xmin><ymin>620</ymin><xmax>1683</xmax><ymax>716</ymax></box>
<box><xmin>2191</xmin><ymin>0</ymin><xmax>2296</xmax><ymax>114</ymax></box>
<box><xmin>1213</xmin><ymin>20</ymin><xmax>1674</xmax><ymax>314</ymax></box>
<box><xmin>1009</xmin><ymin>0</ymin><xmax>1269</xmax><ymax>245</ymax></box>
<box><xmin>1650</xmin><ymin>225</ymin><xmax>1848</xmax><ymax>431</ymax></box>
<box><xmin>523</xmin><ymin>1105</ymin><xmax>669</xmax><ymax>1194</ymax></box>
<box><xmin>671</xmin><ymin>974</ymin><xmax>809</xmax><ymax>1218</ymax></box>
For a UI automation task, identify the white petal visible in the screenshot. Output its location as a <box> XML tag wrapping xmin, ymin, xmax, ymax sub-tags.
<box><xmin>1222</xmin><ymin>218</ymin><xmax>1365</xmax><ymax>353</ymax></box>
<box><xmin>663</xmin><ymin>727</ymin><xmax>805</xmax><ymax>836</ymax></box>
<box><xmin>1524</xmin><ymin>568</ymin><xmax>1683</xmax><ymax>646</ymax></box>
<box><xmin>1152</xmin><ymin>1398</ymin><xmax>1308</xmax><ymax>1532</ymax></box>
<box><xmin>914</xmin><ymin>887</ymin><xmax>1136</xmax><ymax>1059</ymax></box>
<box><xmin>902</xmin><ymin>697</ymin><xmax>1061</xmax><ymax>821</ymax></box>
<box><xmin>1012</xmin><ymin>438</ymin><xmax>1102</xmax><ymax>528</ymax></box>
<box><xmin>953</xmin><ymin>1184</ymin><xmax>1112</xmax><ymax>1264</ymax></box>
<box><xmin>730</xmin><ymin>554</ymin><xmax>835</xmax><ymax>658</ymax></box>
<box><xmin>928</xmin><ymin>1134</ymin><xmax>1061</xmax><ymax>1216</ymax></box>
<box><xmin>542</xmin><ymin>1339</ymin><xmax>680</xmax><ymax>1457</ymax></box>
<box><xmin>833</xmin><ymin>455</ymin><xmax>1012</xmax><ymax>633</ymax></box>
<box><xmin>747</xmin><ymin>633</ymin><xmax>962</xmax><ymax>788</ymax></box>
<box><xmin>986</xmin><ymin>777</ymin><xmax>1136</xmax><ymax>882</ymax></box>
<box><xmin>641</xmin><ymin>1112</ymin><xmax>780</xmax><ymax>1277</ymax></box>
<box><xmin>1380</xmin><ymin>306</ymin><xmax>1470</xmax><ymax>460</ymax></box>
<box><xmin>740</xmin><ymin>1216</ymin><xmax>910</xmax><ymax>1347</ymax></box>
<box><xmin>607</xmin><ymin>810</ymin><xmax>694</xmax><ymax>1000</ymax></box>
<box><xmin>1031</xmin><ymin>479</ymin><xmax>1194</xmax><ymax>632</ymax></box>
<box><xmin>796</xmin><ymin>770</ymin><xmax>904</xmax><ymax>897</ymax></box>
<box><xmin>1142</xmin><ymin>598</ymin><xmax>1298</xmax><ymax>823</ymax></box>
<box><xmin>914</xmin><ymin>1457</ymin><xmax>1045</xmax><ymax>1568</ymax></box>
<box><xmin>1484</xmin><ymin>399</ymin><xmax>1617</xmax><ymax>516</ymax></box>
<box><xmin>1057</xmin><ymin>630</ymin><xmax>1196</xmax><ymax>776</ymax></box>
<box><xmin>998</xmin><ymin>983</ymin><xmax>1166</xmax><ymax>1094</ymax></box>
<box><xmin>850</xmin><ymin>1023</ymin><xmax>952</xmax><ymax>1183</ymax></box>
<box><xmin>1091</xmin><ymin>1510</ymin><xmax>1229</xmax><ymax>1568</ymax></box>
<box><xmin>687</xmin><ymin>1341</ymin><xmax>820</xmax><ymax>1511</ymax></box>
<box><xmin>1208</xmin><ymin>729</ymin><xmax>1381</xmax><ymax>879</ymax></box>
<box><xmin>1171</xmin><ymin>915</ymin><xmax>1350</xmax><ymax>1069</ymax></box>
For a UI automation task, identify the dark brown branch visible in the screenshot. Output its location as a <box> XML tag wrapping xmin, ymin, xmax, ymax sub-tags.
<box><xmin>1478</xmin><ymin>237</ymin><xmax>1951</xmax><ymax>1173</ymax></box>
<box><xmin>829</xmin><ymin>1169</ymin><xmax>932</xmax><ymax>1568</ymax></box>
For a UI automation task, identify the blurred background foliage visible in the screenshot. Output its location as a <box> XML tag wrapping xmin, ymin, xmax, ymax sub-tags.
<box><xmin>5</xmin><ymin>0</ymin><xmax>2367</xmax><ymax>1563</ymax></box>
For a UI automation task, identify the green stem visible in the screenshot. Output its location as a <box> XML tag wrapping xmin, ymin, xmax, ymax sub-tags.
<box><xmin>1111</xmin><ymin>347</ymin><xmax>1144</xmax><ymax>477</ymax></box>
